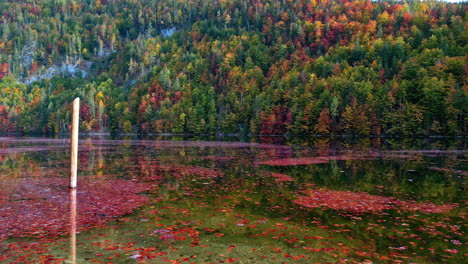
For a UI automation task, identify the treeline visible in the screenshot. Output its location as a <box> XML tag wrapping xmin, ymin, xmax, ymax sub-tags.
<box><xmin>0</xmin><ymin>0</ymin><xmax>466</xmax><ymax>136</ymax></box>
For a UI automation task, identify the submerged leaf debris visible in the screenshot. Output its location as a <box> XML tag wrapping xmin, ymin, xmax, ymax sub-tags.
<box><xmin>0</xmin><ymin>138</ymin><xmax>466</xmax><ymax>263</ymax></box>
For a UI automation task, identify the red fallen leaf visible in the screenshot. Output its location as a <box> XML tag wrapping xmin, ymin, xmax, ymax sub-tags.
<box><xmin>294</xmin><ymin>188</ymin><xmax>457</xmax><ymax>214</ymax></box>
<box><xmin>260</xmin><ymin>171</ymin><xmax>294</xmax><ymax>182</ymax></box>
<box><xmin>106</xmin><ymin>245</ymin><xmax>119</xmax><ymax>250</ymax></box>
<box><xmin>275</xmin><ymin>223</ymin><xmax>287</xmax><ymax>229</ymax></box>
<box><xmin>293</xmin><ymin>255</ymin><xmax>306</xmax><ymax>260</ymax></box>
<box><xmin>286</xmin><ymin>237</ymin><xmax>298</xmax><ymax>243</ymax></box>
<box><xmin>0</xmin><ymin>178</ymin><xmax>158</xmax><ymax>241</ymax></box>
<box><xmin>445</xmin><ymin>249</ymin><xmax>459</xmax><ymax>254</ymax></box>
<box><xmin>378</xmin><ymin>256</ymin><xmax>391</xmax><ymax>260</ymax></box>
<box><xmin>403</xmin><ymin>201</ymin><xmax>457</xmax><ymax>214</ymax></box>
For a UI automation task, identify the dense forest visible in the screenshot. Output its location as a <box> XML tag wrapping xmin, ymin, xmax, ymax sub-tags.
<box><xmin>0</xmin><ymin>0</ymin><xmax>466</xmax><ymax>136</ymax></box>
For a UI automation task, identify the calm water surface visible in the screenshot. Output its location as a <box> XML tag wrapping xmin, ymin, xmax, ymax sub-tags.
<box><xmin>0</xmin><ymin>137</ymin><xmax>466</xmax><ymax>263</ymax></box>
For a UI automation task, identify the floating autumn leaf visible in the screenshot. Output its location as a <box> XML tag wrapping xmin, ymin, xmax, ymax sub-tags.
<box><xmin>0</xmin><ymin>178</ymin><xmax>157</xmax><ymax>241</ymax></box>
<box><xmin>295</xmin><ymin>189</ymin><xmax>457</xmax><ymax>214</ymax></box>
<box><xmin>295</xmin><ymin>189</ymin><xmax>395</xmax><ymax>213</ymax></box>
<box><xmin>403</xmin><ymin>200</ymin><xmax>458</xmax><ymax>214</ymax></box>
<box><xmin>260</xmin><ymin>171</ymin><xmax>294</xmax><ymax>182</ymax></box>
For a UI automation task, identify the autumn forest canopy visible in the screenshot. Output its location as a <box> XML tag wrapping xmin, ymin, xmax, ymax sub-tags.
<box><xmin>0</xmin><ymin>0</ymin><xmax>466</xmax><ymax>136</ymax></box>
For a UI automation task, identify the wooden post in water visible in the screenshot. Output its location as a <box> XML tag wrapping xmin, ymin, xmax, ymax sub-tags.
<box><xmin>70</xmin><ymin>98</ymin><xmax>80</xmax><ymax>188</ymax></box>
<box><xmin>69</xmin><ymin>188</ymin><xmax>77</xmax><ymax>264</ymax></box>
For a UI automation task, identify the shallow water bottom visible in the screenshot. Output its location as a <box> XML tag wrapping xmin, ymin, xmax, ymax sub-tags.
<box><xmin>0</xmin><ymin>137</ymin><xmax>466</xmax><ymax>263</ymax></box>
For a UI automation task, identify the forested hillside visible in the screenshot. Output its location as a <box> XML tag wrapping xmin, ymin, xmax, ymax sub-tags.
<box><xmin>0</xmin><ymin>0</ymin><xmax>466</xmax><ymax>136</ymax></box>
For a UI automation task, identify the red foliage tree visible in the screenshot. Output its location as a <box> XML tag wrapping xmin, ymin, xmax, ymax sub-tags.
<box><xmin>0</xmin><ymin>63</ymin><xmax>9</xmax><ymax>79</ymax></box>
<box><xmin>260</xmin><ymin>106</ymin><xmax>291</xmax><ymax>135</ymax></box>
<box><xmin>0</xmin><ymin>105</ymin><xmax>9</xmax><ymax>132</ymax></box>
<box><xmin>314</xmin><ymin>108</ymin><xmax>332</xmax><ymax>134</ymax></box>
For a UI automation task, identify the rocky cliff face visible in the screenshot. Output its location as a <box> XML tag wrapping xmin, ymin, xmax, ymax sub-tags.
<box><xmin>24</xmin><ymin>61</ymin><xmax>92</xmax><ymax>84</ymax></box>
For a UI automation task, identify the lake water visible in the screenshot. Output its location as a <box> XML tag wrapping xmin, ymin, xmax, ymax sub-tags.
<box><xmin>0</xmin><ymin>137</ymin><xmax>466</xmax><ymax>263</ymax></box>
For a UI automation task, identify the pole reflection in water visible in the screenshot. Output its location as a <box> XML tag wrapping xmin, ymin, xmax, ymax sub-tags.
<box><xmin>69</xmin><ymin>188</ymin><xmax>77</xmax><ymax>264</ymax></box>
